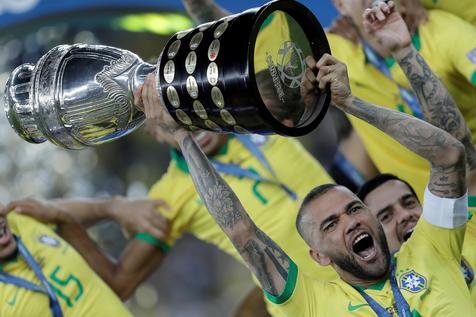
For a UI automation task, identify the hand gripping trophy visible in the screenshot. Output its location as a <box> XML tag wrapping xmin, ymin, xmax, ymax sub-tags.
<box><xmin>4</xmin><ymin>0</ymin><xmax>331</xmax><ymax>150</ymax></box>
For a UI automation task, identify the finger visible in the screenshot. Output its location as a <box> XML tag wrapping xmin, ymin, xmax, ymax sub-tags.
<box><xmin>143</xmin><ymin>75</ymin><xmax>156</xmax><ymax>119</ymax></box>
<box><xmin>387</xmin><ymin>1</ymin><xmax>395</xmax><ymax>11</ymax></box>
<box><xmin>378</xmin><ymin>1</ymin><xmax>392</xmax><ymax>15</ymax></box>
<box><xmin>316</xmin><ymin>53</ymin><xmax>340</xmax><ymax>68</ymax></box>
<box><xmin>301</xmin><ymin>77</ymin><xmax>316</xmax><ymax>94</ymax></box>
<box><xmin>305</xmin><ymin>56</ymin><xmax>317</xmax><ymax>71</ymax></box>
<box><xmin>153</xmin><ymin>200</ymin><xmax>171</xmax><ymax>211</ymax></box>
<box><xmin>318</xmin><ymin>73</ymin><xmax>335</xmax><ymax>90</ymax></box>
<box><xmin>374</xmin><ymin>7</ymin><xmax>386</xmax><ymax>21</ymax></box>
<box><xmin>362</xmin><ymin>19</ymin><xmax>374</xmax><ymax>33</ymax></box>
<box><xmin>363</xmin><ymin>8</ymin><xmax>373</xmax><ymax>23</ymax></box>
<box><xmin>146</xmin><ymin>73</ymin><xmax>159</xmax><ymax>119</ymax></box>
<box><xmin>141</xmin><ymin>223</ymin><xmax>169</xmax><ymax>240</ymax></box>
<box><xmin>133</xmin><ymin>85</ymin><xmax>144</xmax><ymax>111</ymax></box>
<box><xmin>149</xmin><ymin>215</ymin><xmax>169</xmax><ymax>233</ymax></box>
<box><xmin>304</xmin><ymin>68</ymin><xmax>317</xmax><ymax>85</ymax></box>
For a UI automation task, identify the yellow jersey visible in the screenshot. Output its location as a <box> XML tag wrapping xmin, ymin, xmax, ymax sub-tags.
<box><xmin>0</xmin><ymin>213</ymin><xmax>131</xmax><ymax>317</ymax></box>
<box><xmin>149</xmin><ymin>135</ymin><xmax>336</xmax><ymax>316</ymax></box>
<box><xmin>464</xmin><ymin>198</ymin><xmax>476</xmax><ymax>302</ymax></box>
<box><xmin>266</xmin><ymin>219</ymin><xmax>475</xmax><ymax>316</ymax></box>
<box><xmin>329</xmin><ymin>10</ymin><xmax>476</xmax><ymax>200</ymax></box>
<box><xmin>420</xmin><ymin>0</ymin><xmax>476</xmax><ymax>26</ymax></box>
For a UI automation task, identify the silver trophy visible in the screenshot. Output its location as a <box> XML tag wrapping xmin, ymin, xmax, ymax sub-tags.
<box><xmin>5</xmin><ymin>0</ymin><xmax>331</xmax><ymax>150</ymax></box>
<box><xmin>5</xmin><ymin>44</ymin><xmax>155</xmax><ymax>149</ymax></box>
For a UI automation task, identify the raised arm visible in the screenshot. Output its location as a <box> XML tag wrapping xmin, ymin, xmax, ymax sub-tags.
<box><xmin>306</xmin><ymin>52</ymin><xmax>466</xmax><ymax>198</ymax></box>
<box><xmin>137</xmin><ymin>73</ymin><xmax>290</xmax><ymax>297</ymax></box>
<box><xmin>363</xmin><ymin>0</ymin><xmax>476</xmax><ymax>170</ymax></box>
<box><xmin>3</xmin><ymin>197</ymin><xmax>170</xmax><ymax>300</ymax></box>
<box><xmin>182</xmin><ymin>0</ymin><xmax>230</xmax><ymax>24</ymax></box>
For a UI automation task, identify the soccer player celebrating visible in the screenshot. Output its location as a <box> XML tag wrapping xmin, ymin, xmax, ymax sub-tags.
<box><xmin>357</xmin><ymin>173</ymin><xmax>476</xmax><ymax>302</ymax></box>
<box><xmin>355</xmin><ymin>0</ymin><xmax>476</xmax><ymax>302</ymax></box>
<box><xmin>139</xmin><ymin>2</ymin><xmax>475</xmax><ymax>316</ymax></box>
<box><xmin>3</xmin><ymin>196</ymin><xmax>171</xmax><ymax>301</ymax></box>
<box><xmin>0</xmin><ymin>206</ymin><xmax>132</xmax><ymax>316</ymax></box>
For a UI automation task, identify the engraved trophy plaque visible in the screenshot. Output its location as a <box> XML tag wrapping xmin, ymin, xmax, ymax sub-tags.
<box><xmin>4</xmin><ymin>0</ymin><xmax>330</xmax><ymax>149</ymax></box>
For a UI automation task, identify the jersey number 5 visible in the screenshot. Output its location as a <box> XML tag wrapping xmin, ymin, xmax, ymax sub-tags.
<box><xmin>49</xmin><ymin>265</ymin><xmax>84</xmax><ymax>308</ymax></box>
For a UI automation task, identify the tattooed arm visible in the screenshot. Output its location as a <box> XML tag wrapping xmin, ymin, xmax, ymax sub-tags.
<box><xmin>136</xmin><ymin>73</ymin><xmax>291</xmax><ymax>296</ymax></box>
<box><xmin>307</xmin><ymin>52</ymin><xmax>466</xmax><ymax>198</ymax></box>
<box><xmin>182</xmin><ymin>0</ymin><xmax>230</xmax><ymax>24</ymax></box>
<box><xmin>175</xmin><ymin>130</ymin><xmax>290</xmax><ymax>295</ymax></box>
<box><xmin>363</xmin><ymin>0</ymin><xmax>476</xmax><ymax>170</ymax></box>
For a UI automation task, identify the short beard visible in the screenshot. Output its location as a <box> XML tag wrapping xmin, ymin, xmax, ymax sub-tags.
<box><xmin>332</xmin><ymin>225</ymin><xmax>391</xmax><ymax>280</ymax></box>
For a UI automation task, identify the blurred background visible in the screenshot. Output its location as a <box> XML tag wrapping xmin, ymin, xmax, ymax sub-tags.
<box><xmin>0</xmin><ymin>1</ymin><xmax>339</xmax><ymax>316</ymax></box>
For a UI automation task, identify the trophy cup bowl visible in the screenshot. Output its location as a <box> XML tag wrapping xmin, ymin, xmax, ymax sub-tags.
<box><xmin>4</xmin><ymin>0</ymin><xmax>331</xmax><ymax>150</ymax></box>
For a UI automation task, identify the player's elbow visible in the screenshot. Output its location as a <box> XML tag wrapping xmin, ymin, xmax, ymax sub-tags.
<box><xmin>111</xmin><ymin>278</ymin><xmax>136</xmax><ymax>301</ymax></box>
<box><xmin>438</xmin><ymin>140</ymin><xmax>466</xmax><ymax>169</ymax></box>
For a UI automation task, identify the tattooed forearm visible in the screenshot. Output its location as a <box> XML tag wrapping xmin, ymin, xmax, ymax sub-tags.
<box><xmin>180</xmin><ymin>135</ymin><xmax>244</xmax><ymax>228</ymax></box>
<box><xmin>182</xmin><ymin>0</ymin><xmax>230</xmax><ymax>24</ymax></box>
<box><xmin>237</xmin><ymin>227</ymin><xmax>290</xmax><ymax>295</ymax></box>
<box><xmin>396</xmin><ymin>46</ymin><xmax>476</xmax><ymax>169</ymax></box>
<box><xmin>177</xmin><ymin>133</ymin><xmax>290</xmax><ymax>295</ymax></box>
<box><xmin>339</xmin><ymin>96</ymin><xmax>466</xmax><ymax>197</ymax></box>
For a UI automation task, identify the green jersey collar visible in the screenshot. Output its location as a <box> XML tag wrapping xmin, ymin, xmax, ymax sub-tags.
<box><xmin>353</xmin><ymin>279</ymin><xmax>387</xmax><ymax>292</ymax></box>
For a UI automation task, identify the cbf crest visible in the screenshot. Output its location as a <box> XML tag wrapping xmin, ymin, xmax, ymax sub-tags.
<box><xmin>38</xmin><ymin>234</ymin><xmax>61</xmax><ymax>248</ymax></box>
<box><xmin>277</xmin><ymin>41</ymin><xmax>306</xmax><ymax>89</ymax></box>
<box><xmin>399</xmin><ymin>270</ymin><xmax>427</xmax><ymax>293</ymax></box>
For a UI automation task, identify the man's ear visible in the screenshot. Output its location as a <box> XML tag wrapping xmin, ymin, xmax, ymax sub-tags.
<box><xmin>332</xmin><ymin>0</ymin><xmax>348</xmax><ymax>16</ymax></box>
<box><xmin>310</xmin><ymin>249</ymin><xmax>332</xmax><ymax>266</ymax></box>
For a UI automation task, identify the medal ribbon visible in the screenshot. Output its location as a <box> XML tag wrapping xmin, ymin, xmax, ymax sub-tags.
<box><xmin>0</xmin><ymin>236</ymin><xmax>63</xmax><ymax>317</ymax></box>
<box><xmin>356</xmin><ymin>260</ymin><xmax>412</xmax><ymax>317</ymax></box>
<box><xmin>211</xmin><ymin>135</ymin><xmax>297</xmax><ymax>200</ymax></box>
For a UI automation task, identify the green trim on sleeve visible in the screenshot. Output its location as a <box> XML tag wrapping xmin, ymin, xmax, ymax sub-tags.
<box><xmin>471</xmin><ymin>72</ymin><xmax>476</xmax><ymax>86</ymax></box>
<box><xmin>468</xmin><ymin>196</ymin><xmax>476</xmax><ymax>208</ymax></box>
<box><xmin>264</xmin><ymin>259</ymin><xmax>298</xmax><ymax>304</ymax></box>
<box><xmin>134</xmin><ymin>233</ymin><xmax>171</xmax><ymax>254</ymax></box>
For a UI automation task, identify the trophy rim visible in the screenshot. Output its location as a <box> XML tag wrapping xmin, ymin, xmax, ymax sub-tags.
<box><xmin>247</xmin><ymin>0</ymin><xmax>331</xmax><ymax>137</ymax></box>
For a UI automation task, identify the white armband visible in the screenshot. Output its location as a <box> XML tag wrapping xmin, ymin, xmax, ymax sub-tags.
<box><xmin>422</xmin><ymin>187</ymin><xmax>468</xmax><ymax>229</ymax></box>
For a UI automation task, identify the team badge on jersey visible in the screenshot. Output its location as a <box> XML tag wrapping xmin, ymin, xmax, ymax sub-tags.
<box><xmin>38</xmin><ymin>234</ymin><xmax>61</xmax><ymax>248</ymax></box>
<box><xmin>467</xmin><ymin>48</ymin><xmax>476</xmax><ymax>64</ymax></box>
<box><xmin>399</xmin><ymin>270</ymin><xmax>427</xmax><ymax>293</ymax></box>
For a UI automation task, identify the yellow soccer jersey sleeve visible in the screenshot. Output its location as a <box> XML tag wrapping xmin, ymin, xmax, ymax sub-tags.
<box><xmin>0</xmin><ymin>213</ymin><xmax>131</xmax><ymax>317</ymax></box>
<box><xmin>266</xmin><ymin>219</ymin><xmax>475</xmax><ymax>317</ymax></box>
<box><xmin>420</xmin><ymin>0</ymin><xmax>476</xmax><ymax>26</ymax></box>
<box><xmin>463</xmin><ymin>197</ymin><xmax>476</xmax><ymax>303</ymax></box>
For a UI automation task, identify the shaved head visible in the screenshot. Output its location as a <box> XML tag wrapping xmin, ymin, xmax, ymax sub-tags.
<box><xmin>296</xmin><ymin>184</ymin><xmax>340</xmax><ymax>247</ymax></box>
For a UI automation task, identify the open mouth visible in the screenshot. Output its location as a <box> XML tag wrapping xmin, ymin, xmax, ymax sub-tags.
<box><xmin>352</xmin><ymin>232</ymin><xmax>376</xmax><ymax>260</ymax></box>
<box><xmin>403</xmin><ymin>227</ymin><xmax>415</xmax><ymax>242</ymax></box>
<box><xmin>0</xmin><ymin>222</ymin><xmax>11</xmax><ymax>246</ymax></box>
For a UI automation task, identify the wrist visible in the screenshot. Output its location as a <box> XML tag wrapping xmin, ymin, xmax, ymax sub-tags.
<box><xmin>337</xmin><ymin>94</ymin><xmax>355</xmax><ymax>111</ymax></box>
<box><xmin>173</xmin><ymin>128</ymin><xmax>191</xmax><ymax>143</ymax></box>
<box><xmin>391</xmin><ymin>44</ymin><xmax>414</xmax><ymax>61</ymax></box>
<box><xmin>107</xmin><ymin>196</ymin><xmax>126</xmax><ymax>219</ymax></box>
